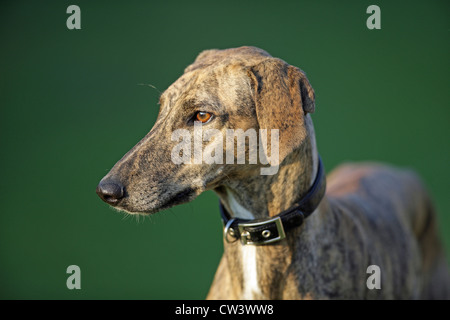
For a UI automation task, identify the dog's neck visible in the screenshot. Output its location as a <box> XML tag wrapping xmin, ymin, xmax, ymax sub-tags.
<box><xmin>217</xmin><ymin>115</ymin><xmax>319</xmax><ymax>219</ymax></box>
<box><xmin>212</xmin><ymin>116</ymin><xmax>325</xmax><ymax>299</ymax></box>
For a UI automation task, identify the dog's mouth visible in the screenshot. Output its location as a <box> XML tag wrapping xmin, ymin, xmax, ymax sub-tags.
<box><xmin>113</xmin><ymin>187</ymin><xmax>198</xmax><ymax>215</ymax></box>
<box><xmin>156</xmin><ymin>187</ymin><xmax>197</xmax><ymax>211</ymax></box>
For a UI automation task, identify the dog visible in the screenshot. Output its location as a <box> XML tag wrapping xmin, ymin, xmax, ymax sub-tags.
<box><xmin>97</xmin><ymin>46</ymin><xmax>450</xmax><ymax>299</ymax></box>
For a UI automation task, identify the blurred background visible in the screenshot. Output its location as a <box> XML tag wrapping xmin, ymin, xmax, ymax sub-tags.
<box><xmin>0</xmin><ymin>0</ymin><xmax>448</xmax><ymax>299</ymax></box>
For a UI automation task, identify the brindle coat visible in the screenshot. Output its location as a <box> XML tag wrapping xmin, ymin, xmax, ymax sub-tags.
<box><xmin>97</xmin><ymin>46</ymin><xmax>450</xmax><ymax>299</ymax></box>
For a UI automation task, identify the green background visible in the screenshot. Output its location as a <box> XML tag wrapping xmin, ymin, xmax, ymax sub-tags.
<box><xmin>0</xmin><ymin>0</ymin><xmax>448</xmax><ymax>299</ymax></box>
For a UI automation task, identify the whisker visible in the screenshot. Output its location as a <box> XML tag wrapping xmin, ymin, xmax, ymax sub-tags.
<box><xmin>137</xmin><ymin>83</ymin><xmax>162</xmax><ymax>95</ymax></box>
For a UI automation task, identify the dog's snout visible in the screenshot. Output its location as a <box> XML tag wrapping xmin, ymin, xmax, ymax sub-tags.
<box><xmin>96</xmin><ymin>180</ymin><xmax>124</xmax><ymax>205</ymax></box>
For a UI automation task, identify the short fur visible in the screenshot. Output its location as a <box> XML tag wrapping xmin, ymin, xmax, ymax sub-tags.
<box><xmin>98</xmin><ymin>46</ymin><xmax>450</xmax><ymax>299</ymax></box>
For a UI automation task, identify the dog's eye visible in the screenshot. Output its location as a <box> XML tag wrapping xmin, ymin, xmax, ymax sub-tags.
<box><xmin>195</xmin><ymin>111</ymin><xmax>212</xmax><ymax>123</ymax></box>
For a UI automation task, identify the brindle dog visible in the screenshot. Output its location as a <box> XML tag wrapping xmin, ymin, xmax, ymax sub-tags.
<box><xmin>97</xmin><ymin>46</ymin><xmax>450</xmax><ymax>299</ymax></box>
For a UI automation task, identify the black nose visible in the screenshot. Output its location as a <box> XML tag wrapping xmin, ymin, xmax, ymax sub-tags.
<box><xmin>96</xmin><ymin>180</ymin><xmax>124</xmax><ymax>205</ymax></box>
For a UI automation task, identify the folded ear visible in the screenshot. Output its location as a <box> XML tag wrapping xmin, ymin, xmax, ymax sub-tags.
<box><xmin>184</xmin><ymin>49</ymin><xmax>219</xmax><ymax>73</ymax></box>
<box><xmin>248</xmin><ymin>58</ymin><xmax>315</xmax><ymax>163</ymax></box>
<box><xmin>290</xmin><ymin>64</ymin><xmax>315</xmax><ymax>114</ymax></box>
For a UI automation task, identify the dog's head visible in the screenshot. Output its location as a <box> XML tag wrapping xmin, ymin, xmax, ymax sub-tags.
<box><xmin>96</xmin><ymin>46</ymin><xmax>315</xmax><ymax>214</ymax></box>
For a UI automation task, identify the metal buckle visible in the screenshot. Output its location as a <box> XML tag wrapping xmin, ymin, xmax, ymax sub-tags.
<box><xmin>238</xmin><ymin>216</ymin><xmax>286</xmax><ymax>245</ymax></box>
<box><xmin>223</xmin><ymin>218</ymin><xmax>238</xmax><ymax>243</ymax></box>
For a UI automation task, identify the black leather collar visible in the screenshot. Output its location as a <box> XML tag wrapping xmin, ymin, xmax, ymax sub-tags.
<box><xmin>220</xmin><ymin>157</ymin><xmax>326</xmax><ymax>245</ymax></box>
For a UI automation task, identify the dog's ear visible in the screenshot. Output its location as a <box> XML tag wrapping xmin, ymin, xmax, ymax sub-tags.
<box><xmin>248</xmin><ymin>58</ymin><xmax>315</xmax><ymax>163</ymax></box>
<box><xmin>184</xmin><ymin>49</ymin><xmax>220</xmax><ymax>73</ymax></box>
<box><xmin>289</xmin><ymin>64</ymin><xmax>315</xmax><ymax>114</ymax></box>
<box><xmin>194</xmin><ymin>49</ymin><xmax>220</xmax><ymax>62</ymax></box>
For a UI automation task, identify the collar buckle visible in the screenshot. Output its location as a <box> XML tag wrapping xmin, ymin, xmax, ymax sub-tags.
<box><xmin>238</xmin><ymin>216</ymin><xmax>286</xmax><ymax>245</ymax></box>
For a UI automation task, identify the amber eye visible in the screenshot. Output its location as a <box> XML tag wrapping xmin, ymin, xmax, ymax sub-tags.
<box><xmin>195</xmin><ymin>111</ymin><xmax>212</xmax><ymax>123</ymax></box>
